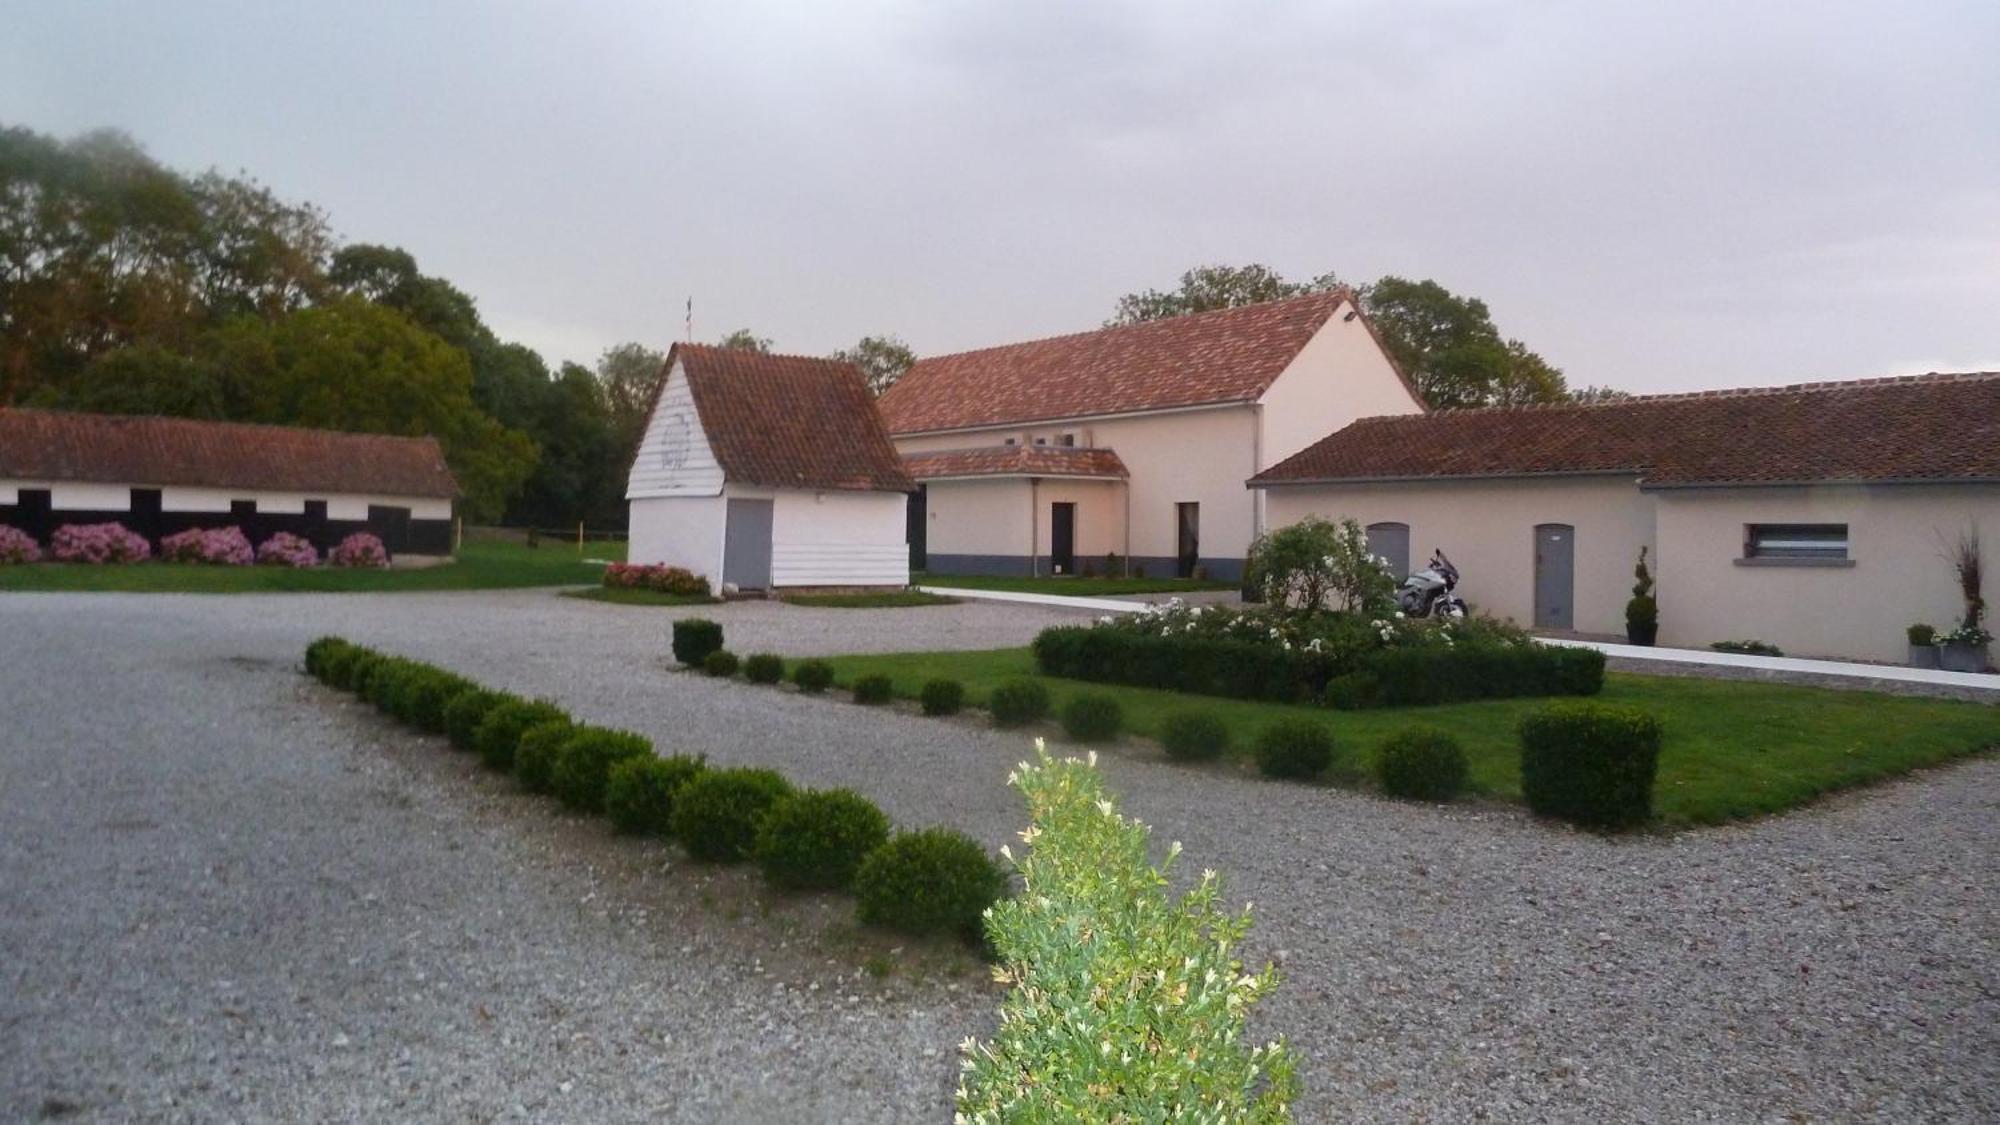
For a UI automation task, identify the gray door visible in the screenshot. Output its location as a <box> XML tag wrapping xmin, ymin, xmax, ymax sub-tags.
<box><xmin>1366</xmin><ymin>522</ymin><xmax>1410</xmax><ymax>582</ymax></box>
<box><xmin>723</xmin><ymin>499</ymin><xmax>774</xmax><ymax>590</ymax></box>
<box><xmin>1533</xmin><ymin>523</ymin><xmax>1574</xmax><ymax>630</ymax></box>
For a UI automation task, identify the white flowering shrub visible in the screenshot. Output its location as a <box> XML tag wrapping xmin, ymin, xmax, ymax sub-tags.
<box><xmin>958</xmin><ymin>741</ymin><xmax>1300</xmax><ymax>1123</ymax></box>
<box><xmin>1244</xmin><ymin>516</ymin><xmax>1395</xmax><ymax>615</ymax></box>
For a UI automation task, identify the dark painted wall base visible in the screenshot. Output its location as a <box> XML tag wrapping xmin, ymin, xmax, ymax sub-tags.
<box><xmin>917</xmin><ymin>552</ymin><xmax>1246</xmax><ymax>582</ymax></box>
<box><xmin>0</xmin><ymin>501</ymin><xmax>451</xmax><ymax>558</ymax></box>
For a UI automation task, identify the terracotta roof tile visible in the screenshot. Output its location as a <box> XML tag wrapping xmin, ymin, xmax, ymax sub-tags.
<box><xmin>878</xmin><ymin>291</ymin><xmax>1356</xmax><ymax>434</ymax></box>
<box><xmin>669</xmin><ymin>344</ymin><xmax>914</xmax><ymax>492</ymax></box>
<box><xmin>902</xmin><ymin>445</ymin><xmax>1129</xmax><ymax>480</ymax></box>
<box><xmin>0</xmin><ymin>409</ymin><xmax>459</xmax><ymax>497</ymax></box>
<box><xmin>1251</xmin><ymin>372</ymin><xmax>2000</xmax><ymax>488</ymax></box>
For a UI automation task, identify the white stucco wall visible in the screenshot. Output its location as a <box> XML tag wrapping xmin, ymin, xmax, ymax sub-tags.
<box><xmin>1652</xmin><ymin>485</ymin><xmax>2000</xmax><ymax>662</ymax></box>
<box><xmin>628</xmin><ymin>494</ymin><xmax>728</xmax><ymax>578</ymax></box>
<box><xmin>0</xmin><ymin>479</ymin><xmax>449</xmax><ymax>519</ymax></box>
<box><xmin>1262</xmin><ymin>476</ymin><xmax>1657</xmax><ymax>634</ymax></box>
<box><xmin>765</xmin><ymin>486</ymin><xmax>909</xmax><ymax>587</ymax></box>
<box><xmin>626</xmin><ymin>359</ymin><xmax>725</xmax><ymax>500</ymax></box>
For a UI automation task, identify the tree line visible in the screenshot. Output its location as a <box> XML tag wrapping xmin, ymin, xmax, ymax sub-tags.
<box><xmin>1</xmin><ymin>124</ymin><xmax>1613</xmax><ymax>527</ymax></box>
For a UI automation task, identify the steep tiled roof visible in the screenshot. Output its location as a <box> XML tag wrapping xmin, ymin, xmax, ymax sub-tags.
<box><xmin>1251</xmin><ymin>372</ymin><xmax>2000</xmax><ymax>488</ymax></box>
<box><xmin>671</xmin><ymin>344</ymin><xmax>914</xmax><ymax>492</ymax></box>
<box><xmin>0</xmin><ymin>409</ymin><xmax>459</xmax><ymax>497</ymax></box>
<box><xmin>902</xmin><ymin>446</ymin><xmax>1129</xmax><ymax>481</ymax></box>
<box><xmin>878</xmin><ymin>291</ymin><xmax>1358</xmax><ymax>434</ymax></box>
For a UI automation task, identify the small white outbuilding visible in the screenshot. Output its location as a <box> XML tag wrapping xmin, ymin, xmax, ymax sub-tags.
<box><xmin>625</xmin><ymin>343</ymin><xmax>914</xmax><ymax>590</ymax></box>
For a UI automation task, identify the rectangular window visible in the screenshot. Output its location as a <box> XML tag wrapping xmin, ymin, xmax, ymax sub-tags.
<box><xmin>1057</xmin><ymin>433</ymin><xmax>1076</xmax><ymax>447</ymax></box>
<box><xmin>1003</xmin><ymin>437</ymin><xmax>1018</xmax><ymax>446</ymax></box>
<box><xmin>1033</xmin><ymin>437</ymin><xmax>1047</xmax><ymax>446</ymax></box>
<box><xmin>1745</xmin><ymin>523</ymin><xmax>1848</xmax><ymax>561</ymax></box>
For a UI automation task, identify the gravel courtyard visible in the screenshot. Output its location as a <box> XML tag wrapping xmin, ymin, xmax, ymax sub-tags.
<box><xmin>3</xmin><ymin>589</ymin><xmax>1995</xmax><ymax>1122</ymax></box>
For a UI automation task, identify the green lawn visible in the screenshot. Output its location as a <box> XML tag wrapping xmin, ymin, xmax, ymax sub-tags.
<box><xmin>782</xmin><ymin>590</ymin><xmax>958</xmax><ymax>608</ymax></box>
<box><xmin>915</xmin><ymin>573</ymin><xmax>1235</xmax><ymax>596</ymax></box>
<box><xmin>817</xmin><ymin>647</ymin><xmax>1999</xmax><ymax>828</ymax></box>
<box><xmin>563</xmin><ymin>586</ymin><xmax>720</xmax><ymax>607</ymax></box>
<box><xmin>0</xmin><ymin>539</ymin><xmax>622</xmax><ymax>593</ymax></box>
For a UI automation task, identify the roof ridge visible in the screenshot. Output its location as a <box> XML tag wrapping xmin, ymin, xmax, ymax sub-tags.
<box><xmin>1372</xmin><ymin>370</ymin><xmax>2000</xmax><ymax>421</ymax></box>
<box><xmin>907</xmin><ymin>288</ymin><xmax>1349</xmax><ymax>366</ymax></box>
<box><xmin>672</xmin><ymin>342</ymin><xmax>861</xmax><ymax>369</ymax></box>
<box><xmin>0</xmin><ymin>407</ymin><xmax>445</xmax><ymax>447</ymax></box>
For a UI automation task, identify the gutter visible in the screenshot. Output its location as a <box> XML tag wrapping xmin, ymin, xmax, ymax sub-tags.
<box><xmin>890</xmin><ymin>399</ymin><xmax>1257</xmax><ymax>440</ymax></box>
<box><xmin>1247</xmin><ymin>469</ymin><xmax>1645</xmax><ymax>488</ymax></box>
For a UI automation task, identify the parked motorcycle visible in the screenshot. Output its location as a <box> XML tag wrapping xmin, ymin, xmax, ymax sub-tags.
<box><xmin>1395</xmin><ymin>549</ymin><xmax>1467</xmax><ymax>618</ymax></box>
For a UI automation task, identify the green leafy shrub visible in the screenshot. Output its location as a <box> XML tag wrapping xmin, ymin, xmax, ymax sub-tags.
<box><xmin>1365</xmin><ymin>644</ymin><xmax>1604</xmax><ymax>706</ymax></box>
<box><xmin>304</xmin><ymin>636</ymin><xmax>352</xmax><ymax>682</ymax></box>
<box><xmin>959</xmin><ymin>742</ymin><xmax>1298</xmax><ymax>1118</ymax></box>
<box><xmin>853</xmin><ymin>828</ymin><xmax>1006</xmax><ymax>941</ymax></box>
<box><xmin>1323</xmin><ymin>669</ymin><xmax>1380</xmax><ymax>710</ymax></box>
<box><xmin>443</xmin><ymin>689</ymin><xmax>507</xmax><ymax>751</ymax></box>
<box><xmin>672</xmin><ymin>618</ymin><xmax>724</xmax><ymax>666</ymax></box>
<box><xmin>754</xmin><ymin>788</ymin><xmax>893</xmax><ymax>891</ymax></box>
<box><xmin>552</xmin><ymin>727</ymin><xmax>654</xmax><ymax>812</ymax></box>
<box><xmin>988</xmin><ymin>679</ymin><xmax>1051</xmax><ymax>728</ymax></box>
<box><xmin>702</xmin><ymin>649</ymin><xmax>740</xmax><ymax>678</ymax></box>
<box><xmin>513</xmin><ymin>719</ymin><xmax>576</xmax><ymax>794</ymax></box>
<box><xmin>792</xmin><ymin>659</ymin><xmax>835</xmax><ymax>694</ymax></box>
<box><xmin>920</xmin><ymin>678</ymin><xmax>966</xmax><ymax>716</ymax></box>
<box><xmin>400</xmin><ymin>667</ymin><xmax>478</xmax><ymax>734</ymax></box>
<box><xmin>1058</xmin><ymin>693</ymin><xmax>1123</xmax><ymax>742</ymax></box>
<box><xmin>1034</xmin><ymin>626</ymin><xmax>1319</xmax><ymax>703</ymax></box>
<box><xmin>322</xmin><ymin>643</ymin><xmax>374</xmax><ymax>692</ymax></box>
<box><xmin>1254</xmin><ymin>719</ymin><xmax>1335</xmax><ymax>780</ymax></box>
<box><xmin>474</xmin><ymin>698</ymin><xmax>569</xmax><ymax>772</ymax></box>
<box><xmin>1244</xmin><ymin>514</ymin><xmax>1394</xmax><ymax>614</ymax></box>
<box><xmin>362</xmin><ymin>656</ymin><xmax>424</xmax><ymax>715</ymax></box>
<box><xmin>852</xmin><ymin>674</ymin><xmax>894</xmax><ymax>705</ymax></box>
<box><xmin>605</xmin><ymin>754</ymin><xmax>706</xmax><ymax>835</ymax></box>
<box><xmin>1158</xmin><ymin>711</ymin><xmax>1228</xmax><ymax>762</ymax></box>
<box><xmin>743</xmin><ymin>653</ymin><xmax>785</xmax><ymax>684</ymax></box>
<box><xmin>670</xmin><ymin>767</ymin><xmax>796</xmax><ymax>863</ymax></box>
<box><xmin>1375</xmin><ymin>728</ymin><xmax>1470</xmax><ymax>801</ymax></box>
<box><xmin>1710</xmin><ymin>639</ymin><xmax>1783</xmax><ymax>656</ymax></box>
<box><xmin>1519</xmin><ymin>703</ymin><xmax>1663</xmax><ymax>829</ymax></box>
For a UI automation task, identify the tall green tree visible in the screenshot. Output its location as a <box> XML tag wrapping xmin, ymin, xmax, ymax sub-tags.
<box><xmin>833</xmin><ymin>334</ymin><xmax>916</xmax><ymax>395</ymax></box>
<box><xmin>595</xmin><ymin>341</ymin><xmax>667</xmax><ymax>474</ymax></box>
<box><xmin>716</xmin><ymin>327</ymin><xmax>772</xmax><ymax>352</ymax></box>
<box><xmin>1107</xmin><ymin>263</ymin><xmax>1345</xmax><ymax>326</ymax></box>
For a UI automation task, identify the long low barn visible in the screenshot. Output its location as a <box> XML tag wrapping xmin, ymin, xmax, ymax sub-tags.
<box><xmin>0</xmin><ymin>409</ymin><xmax>459</xmax><ymax>556</ymax></box>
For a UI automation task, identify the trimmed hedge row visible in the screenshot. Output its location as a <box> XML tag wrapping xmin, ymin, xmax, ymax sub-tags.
<box><xmin>302</xmin><ymin>636</ymin><xmax>1008</xmax><ymax>941</ymax></box>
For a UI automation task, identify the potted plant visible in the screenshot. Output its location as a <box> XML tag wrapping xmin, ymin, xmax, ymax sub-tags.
<box><xmin>1624</xmin><ymin>546</ymin><xmax>1658</xmax><ymax>646</ymax></box>
<box><xmin>1939</xmin><ymin>528</ymin><xmax>1989</xmax><ymax>674</ymax></box>
<box><xmin>1906</xmin><ymin>624</ymin><xmax>1940</xmax><ymax>669</ymax></box>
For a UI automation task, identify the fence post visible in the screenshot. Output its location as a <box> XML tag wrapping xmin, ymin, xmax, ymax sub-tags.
<box><xmin>577</xmin><ymin>520</ymin><xmax>584</xmax><ymax>556</ymax></box>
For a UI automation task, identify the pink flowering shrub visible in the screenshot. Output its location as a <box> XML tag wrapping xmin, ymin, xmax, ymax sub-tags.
<box><xmin>603</xmin><ymin>562</ymin><xmax>711</xmax><ymax>597</ymax></box>
<box><xmin>329</xmin><ymin>532</ymin><xmax>390</xmax><ymax>568</ymax></box>
<box><xmin>51</xmin><ymin>522</ymin><xmax>151</xmax><ymax>564</ymax></box>
<box><xmin>160</xmin><ymin>526</ymin><xmax>254</xmax><ymax>565</ymax></box>
<box><xmin>256</xmin><ymin>531</ymin><xmax>320</xmax><ymax>568</ymax></box>
<box><xmin>0</xmin><ymin>524</ymin><xmax>40</xmax><ymax>564</ymax></box>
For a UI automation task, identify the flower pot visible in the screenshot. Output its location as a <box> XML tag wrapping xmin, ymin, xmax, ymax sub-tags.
<box><xmin>1625</xmin><ymin>622</ymin><xmax>1658</xmax><ymax>646</ymax></box>
<box><xmin>1938</xmin><ymin>642</ymin><xmax>1988</xmax><ymax>674</ymax></box>
<box><xmin>1907</xmin><ymin>643</ymin><xmax>1941</xmax><ymax>670</ymax></box>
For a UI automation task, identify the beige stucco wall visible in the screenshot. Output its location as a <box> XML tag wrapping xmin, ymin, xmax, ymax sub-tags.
<box><xmin>1257</xmin><ymin>305</ymin><xmax>1426</xmax><ymax>469</ymax></box>
<box><xmin>1262</xmin><ymin>476</ymin><xmax>1656</xmax><ymax>634</ymax></box>
<box><xmin>1653</xmin><ymin>485</ymin><xmax>1999</xmax><ymax>662</ymax></box>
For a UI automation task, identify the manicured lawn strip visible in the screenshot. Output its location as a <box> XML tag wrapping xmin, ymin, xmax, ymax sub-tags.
<box><xmin>783</xmin><ymin>591</ymin><xmax>958</xmax><ymax>608</ymax></box>
<box><xmin>914</xmin><ymin>574</ymin><xmax>1235</xmax><ymax>596</ymax></box>
<box><xmin>564</xmin><ymin>586</ymin><xmax>722</xmax><ymax>607</ymax></box>
<box><xmin>0</xmin><ymin>540</ymin><xmax>621</xmax><ymax>593</ymax></box>
<box><xmin>816</xmin><ymin>648</ymin><xmax>1999</xmax><ymax>827</ymax></box>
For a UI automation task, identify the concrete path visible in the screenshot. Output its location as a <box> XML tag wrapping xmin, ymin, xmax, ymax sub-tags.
<box><xmin>1542</xmin><ymin>636</ymin><xmax>2000</xmax><ymax>698</ymax></box>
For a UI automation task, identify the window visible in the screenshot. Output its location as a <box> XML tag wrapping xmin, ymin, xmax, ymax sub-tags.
<box><xmin>1003</xmin><ymin>437</ymin><xmax>1018</xmax><ymax>446</ymax></box>
<box><xmin>1033</xmin><ymin>437</ymin><xmax>1047</xmax><ymax>446</ymax></box>
<box><xmin>1745</xmin><ymin>523</ymin><xmax>1849</xmax><ymax>562</ymax></box>
<box><xmin>1057</xmin><ymin>433</ymin><xmax>1076</xmax><ymax>447</ymax></box>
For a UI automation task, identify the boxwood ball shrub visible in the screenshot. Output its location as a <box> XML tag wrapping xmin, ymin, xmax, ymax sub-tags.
<box><xmin>920</xmin><ymin>678</ymin><xmax>966</xmax><ymax>717</ymax></box>
<box><xmin>513</xmin><ymin>719</ymin><xmax>576</xmax><ymax>794</ymax></box>
<box><xmin>792</xmin><ymin>659</ymin><xmax>835</xmax><ymax>694</ymax></box>
<box><xmin>1376</xmin><ymin>728</ymin><xmax>1470</xmax><ymax>802</ymax></box>
<box><xmin>304</xmin><ymin>636</ymin><xmax>352</xmax><ymax>682</ymax></box>
<box><xmin>672</xmin><ymin>618</ymin><xmax>725</xmax><ymax>666</ymax></box>
<box><xmin>1519</xmin><ymin>702</ymin><xmax>1663</xmax><ymax>830</ymax></box>
<box><xmin>1254</xmin><ymin>718</ymin><xmax>1336</xmax><ymax>780</ymax></box>
<box><xmin>988</xmin><ymin>679</ymin><xmax>1051</xmax><ymax>728</ymax></box>
<box><xmin>552</xmin><ymin>727</ymin><xmax>654</xmax><ymax>813</ymax></box>
<box><xmin>475</xmin><ymin>698</ymin><xmax>570</xmax><ymax>772</ymax></box>
<box><xmin>605</xmin><ymin>754</ymin><xmax>706</xmax><ymax>835</ymax></box>
<box><xmin>443</xmin><ymin>689</ymin><xmax>507</xmax><ymax>751</ymax></box>
<box><xmin>753</xmin><ymin>788</ymin><xmax>893</xmax><ymax>891</ymax></box>
<box><xmin>1058</xmin><ymin>693</ymin><xmax>1123</xmax><ymax>742</ymax></box>
<box><xmin>344</xmin><ymin>649</ymin><xmax>390</xmax><ymax>695</ymax></box>
<box><xmin>853</xmin><ymin>828</ymin><xmax>1007</xmax><ymax>941</ymax></box>
<box><xmin>1158</xmin><ymin>710</ymin><xmax>1229</xmax><ymax>762</ymax></box>
<box><xmin>363</xmin><ymin>657</ymin><xmax>424</xmax><ymax>714</ymax></box>
<box><xmin>702</xmin><ymin>649</ymin><xmax>741</xmax><ymax>678</ymax></box>
<box><xmin>743</xmin><ymin>652</ymin><xmax>785</xmax><ymax>684</ymax></box>
<box><xmin>401</xmin><ymin>668</ymin><xmax>479</xmax><ymax>734</ymax></box>
<box><xmin>670</xmin><ymin>767</ymin><xmax>797</xmax><ymax>863</ymax></box>
<box><xmin>852</xmin><ymin>674</ymin><xmax>894</xmax><ymax>705</ymax></box>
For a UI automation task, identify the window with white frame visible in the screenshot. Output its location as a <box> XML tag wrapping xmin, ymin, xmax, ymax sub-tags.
<box><xmin>1745</xmin><ymin>523</ymin><xmax>1848</xmax><ymax>561</ymax></box>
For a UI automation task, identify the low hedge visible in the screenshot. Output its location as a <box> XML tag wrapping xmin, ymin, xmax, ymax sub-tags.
<box><xmin>920</xmin><ymin>678</ymin><xmax>965</xmax><ymax>716</ymax></box>
<box><xmin>514</xmin><ymin>719</ymin><xmax>576</xmax><ymax>794</ymax></box>
<box><xmin>852</xmin><ymin>674</ymin><xmax>894</xmax><ymax>705</ymax></box>
<box><xmin>552</xmin><ymin>727</ymin><xmax>654</xmax><ymax>812</ymax></box>
<box><xmin>1375</xmin><ymin>728</ymin><xmax>1470</xmax><ymax>802</ymax></box>
<box><xmin>1364</xmin><ymin>645</ymin><xmax>1604</xmax><ymax>707</ymax></box>
<box><xmin>1519</xmin><ymin>703</ymin><xmax>1662</xmax><ymax>830</ymax></box>
<box><xmin>754</xmin><ymin>788</ymin><xmax>892</xmax><ymax>891</ymax></box>
<box><xmin>989</xmin><ymin>679</ymin><xmax>1051</xmax><ymax>728</ymax></box>
<box><xmin>673</xmin><ymin>618</ymin><xmax>724</xmax><ymax>666</ymax></box>
<box><xmin>853</xmin><ymin>828</ymin><xmax>1007</xmax><ymax>942</ymax></box>
<box><xmin>743</xmin><ymin>653</ymin><xmax>785</xmax><ymax>684</ymax></box>
<box><xmin>1059</xmin><ymin>693</ymin><xmax>1123</xmax><ymax>742</ymax></box>
<box><xmin>401</xmin><ymin>668</ymin><xmax>478</xmax><ymax>734</ymax></box>
<box><xmin>443</xmin><ymin>689</ymin><xmax>508</xmax><ymax>751</ymax></box>
<box><xmin>605</xmin><ymin>754</ymin><xmax>706</xmax><ymax>835</ymax></box>
<box><xmin>792</xmin><ymin>659</ymin><xmax>835</xmax><ymax>694</ymax></box>
<box><xmin>475</xmin><ymin>698</ymin><xmax>570</xmax><ymax>772</ymax></box>
<box><xmin>671</xmin><ymin>767</ymin><xmax>797</xmax><ymax>863</ymax></box>
<box><xmin>304</xmin><ymin>636</ymin><xmax>351</xmax><ymax>681</ymax></box>
<box><xmin>1158</xmin><ymin>711</ymin><xmax>1229</xmax><ymax>762</ymax></box>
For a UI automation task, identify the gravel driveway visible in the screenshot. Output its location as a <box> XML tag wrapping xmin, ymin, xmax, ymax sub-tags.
<box><xmin>3</xmin><ymin>588</ymin><xmax>1995</xmax><ymax>1122</ymax></box>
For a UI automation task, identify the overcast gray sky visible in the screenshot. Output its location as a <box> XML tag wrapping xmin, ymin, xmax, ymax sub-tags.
<box><xmin>6</xmin><ymin>1</ymin><xmax>1996</xmax><ymax>392</ymax></box>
